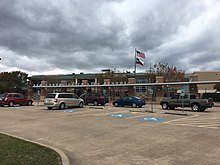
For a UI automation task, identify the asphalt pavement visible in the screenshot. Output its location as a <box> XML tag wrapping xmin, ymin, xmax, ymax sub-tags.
<box><xmin>0</xmin><ymin>103</ymin><xmax>220</xmax><ymax>165</ymax></box>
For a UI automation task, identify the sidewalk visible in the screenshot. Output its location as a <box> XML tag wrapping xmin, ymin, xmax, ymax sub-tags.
<box><xmin>33</xmin><ymin>101</ymin><xmax>45</xmax><ymax>106</ymax></box>
<box><xmin>214</xmin><ymin>102</ymin><xmax>220</xmax><ymax>107</ymax></box>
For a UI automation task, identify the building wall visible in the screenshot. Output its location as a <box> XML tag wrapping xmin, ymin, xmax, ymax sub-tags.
<box><xmin>192</xmin><ymin>71</ymin><xmax>220</xmax><ymax>92</ymax></box>
<box><xmin>29</xmin><ymin>71</ymin><xmax>220</xmax><ymax>101</ymax></box>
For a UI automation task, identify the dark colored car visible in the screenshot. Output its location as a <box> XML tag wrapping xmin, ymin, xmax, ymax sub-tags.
<box><xmin>0</xmin><ymin>93</ymin><xmax>33</xmax><ymax>107</ymax></box>
<box><xmin>80</xmin><ymin>93</ymin><xmax>109</xmax><ymax>106</ymax></box>
<box><xmin>0</xmin><ymin>94</ymin><xmax>5</xmax><ymax>107</ymax></box>
<box><xmin>113</xmin><ymin>96</ymin><xmax>146</xmax><ymax>108</ymax></box>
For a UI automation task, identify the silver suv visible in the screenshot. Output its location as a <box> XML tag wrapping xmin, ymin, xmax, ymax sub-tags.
<box><xmin>44</xmin><ymin>93</ymin><xmax>84</xmax><ymax>110</ymax></box>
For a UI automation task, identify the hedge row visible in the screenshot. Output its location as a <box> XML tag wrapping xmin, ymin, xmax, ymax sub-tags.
<box><xmin>201</xmin><ymin>93</ymin><xmax>220</xmax><ymax>102</ymax></box>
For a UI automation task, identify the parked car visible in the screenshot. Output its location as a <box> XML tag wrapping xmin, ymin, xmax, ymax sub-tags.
<box><xmin>44</xmin><ymin>93</ymin><xmax>84</xmax><ymax>110</ymax></box>
<box><xmin>113</xmin><ymin>96</ymin><xmax>146</xmax><ymax>108</ymax></box>
<box><xmin>0</xmin><ymin>94</ymin><xmax>5</xmax><ymax>107</ymax></box>
<box><xmin>80</xmin><ymin>93</ymin><xmax>109</xmax><ymax>106</ymax></box>
<box><xmin>0</xmin><ymin>93</ymin><xmax>33</xmax><ymax>107</ymax></box>
<box><xmin>160</xmin><ymin>93</ymin><xmax>214</xmax><ymax>112</ymax></box>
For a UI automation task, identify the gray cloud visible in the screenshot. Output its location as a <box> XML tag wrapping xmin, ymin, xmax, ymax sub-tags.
<box><xmin>0</xmin><ymin>0</ymin><xmax>220</xmax><ymax>75</ymax></box>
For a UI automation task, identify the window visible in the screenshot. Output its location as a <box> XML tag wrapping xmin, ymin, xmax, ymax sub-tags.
<box><xmin>180</xmin><ymin>95</ymin><xmax>187</xmax><ymax>99</ymax></box>
<box><xmin>15</xmin><ymin>94</ymin><xmax>23</xmax><ymax>98</ymax></box>
<box><xmin>136</xmin><ymin>79</ymin><xmax>148</xmax><ymax>93</ymax></box>
<box><xmin>14</xmin><ymin>94</ymin><xmax>21</xmax><ymax>98</ymax></box>
<box><xmin>67</xmin><ymin>94</ymin><xmax>73</xmax><ymax>98</ymax></box>
<box><xmin>123</xmin><ymin>97</ymin><xmax>129</xmax><ymax>100</ymax></box>
<box><xmin>58</xmin><ymin>94</ymin><xmax>73</xmax><ymax>98</ymax></box>
<box><xmin>46</xmin><ymin>94</ymin><xmax>56</xmax><ymax>98</ymax></box>
<box><xmin>86</xmin><ymin>93</ymin><xmax>92</xmax><ymax>97</ymax></box>
<box><xmin>171</xmin><ymin>95</ymin><xmax>179</xmax><ymax>99</ymax></box>
<box><xmin>116</xmin><ymin>92</ymin><xmax>120</xmax><ymax>97</ymax></box>
<box><xmin>190</xmin><ymin>95</ymin><xmax>196</xmax><ymax>99</ymax></box>
<box><xmin>72</xmin><ymin>94</ymin><xmax>78</xmax><ymax>99</ymax></box>
<box><xmin>95</xmin><ymin>93</ymin><xmax>100</xmax><ymax>96</ymax></box>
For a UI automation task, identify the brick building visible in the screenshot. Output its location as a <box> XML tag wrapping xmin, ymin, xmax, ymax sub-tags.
<box><xmin>28</xmin><ymin>70</ymin><xmax>220</xmax><ymax>101</ymax></box>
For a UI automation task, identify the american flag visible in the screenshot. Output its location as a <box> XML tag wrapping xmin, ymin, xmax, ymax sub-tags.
<box><xmin>136</xmin><ymin>50</ymin><xmax>145</xmax><ymax>59</ymax></box>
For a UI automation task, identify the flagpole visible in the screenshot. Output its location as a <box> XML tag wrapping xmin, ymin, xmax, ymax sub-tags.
<box><xmin>134</xmin><ymin>48</ymin><xmax>137</xmax><ymax>74</ymax></box>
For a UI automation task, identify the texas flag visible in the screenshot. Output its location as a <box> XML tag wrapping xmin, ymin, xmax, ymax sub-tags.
<box><xmin>136</xmin><ymin>58</ymin><xmax>144</xmax><ymax>66</ymax></box>
<box><xmin>136</xmin><ymin>50</ymin><xmax>145</xmax><ymax>59</ymax></box>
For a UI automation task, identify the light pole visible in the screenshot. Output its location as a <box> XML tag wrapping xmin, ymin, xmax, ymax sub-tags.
<box><xmin>146</xmin><ymin>66</ymin><xmax>154</xmax><ymax>112</ymax></box>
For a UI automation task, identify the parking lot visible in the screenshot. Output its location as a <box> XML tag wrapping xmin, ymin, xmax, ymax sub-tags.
<box><xmin>0</xmin><ymin>103</ymin><xmax>220</xmax><ymax>165</ymax></box>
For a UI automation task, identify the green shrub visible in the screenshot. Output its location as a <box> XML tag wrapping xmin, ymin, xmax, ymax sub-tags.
<box><xmin>201</xmin><ymin>93</ymin><xmax>220</xmax><ymax>102</ymax></box>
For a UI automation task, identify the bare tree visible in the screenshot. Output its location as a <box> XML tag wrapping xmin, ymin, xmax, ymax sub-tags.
<box><xmin>151</xmin><ymin>62</ymin><xmax>185</xmax><ymax>82</ymax></box>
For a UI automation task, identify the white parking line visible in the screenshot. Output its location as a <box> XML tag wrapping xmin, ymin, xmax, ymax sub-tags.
<box><xmin>178</xmin><ymin>123</ymin><xmax>219</xmax><ymax>129</ymax></box>
<box><xmin>164</xmin><ymin>114</ymin><xmax>219</xmax><ymax>129</ymax></box>
<box><xmin>163</xmin><ymin>114</ymin><xmax>199</xmax><ymax>124</ymax></box>
<box><xmin>198</xmin><ymin>124</ymin><xmax>219</xmax><ymax>129</ymax></box>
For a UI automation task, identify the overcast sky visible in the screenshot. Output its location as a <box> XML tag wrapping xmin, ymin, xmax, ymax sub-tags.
<box><xmin>0</xmin><ymin>0</ymin><xmax>220</xmax><ymax>76</ymax></box>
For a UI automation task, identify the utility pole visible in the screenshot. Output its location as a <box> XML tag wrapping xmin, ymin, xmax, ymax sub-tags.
<box><xmin>150</xmin><ymin>67</ymin><xmax>154</xmax><ymax>113</ymax></box>
<box><xmin>146</xmin><ymin>66</ymin><xmax>154</xmax><ymax>113</ymax></box>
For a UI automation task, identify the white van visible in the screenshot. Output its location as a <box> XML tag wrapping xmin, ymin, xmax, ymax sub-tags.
<box><xmin>44</xmin><ymin>93</ymin><xmax>84</xmax><ymax>110</ymax></box>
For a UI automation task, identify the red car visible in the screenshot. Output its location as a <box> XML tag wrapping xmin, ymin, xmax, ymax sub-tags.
<box><xmin>0</xmin><ymin>93</ymin><xmax>33</xmax><ymax>107</ymax></box>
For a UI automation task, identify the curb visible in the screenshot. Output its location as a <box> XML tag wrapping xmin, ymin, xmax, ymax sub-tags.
<box><xmin>87</xmin><ymin>106</ymin><xmax>104</xmax><ymax>109</ymax></box>
<box><xmin>213</xmin><ymin>103</ymin><xmax>220</xmax><ymax>107</ymax></box>
<box><xmin>0</xmin><ymin>131</ymin><xmax>70</xmax><ymax>165</ymax></box>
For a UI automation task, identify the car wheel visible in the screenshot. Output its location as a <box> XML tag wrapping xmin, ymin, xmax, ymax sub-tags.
<box><xmin>27</xmin><ymin>101</ymin><xmax>32</xmax><ymax>106</ymax></box>
<box><xmin>8</xmin><ymin>101</ymin><xmax>14</xmax><ymax>107</ymax></box>
<box><xmin>169</xmin><ymin>106</ymin><xmax>175</xmax><ymax>110</ymax></box>
<box><xmin>79</xmin><ymin>102</ymin><xmax>84</xmax><ymax>108</ymax></box>
<box><xmin>94</xmin><ymin>100</ymin><xmax>98</xmax><ymax>106</ymax></box>
<box><xmin>0</xmin><ymin>105</ymin><xmax>4</xmax><ymax>107</ymax></box>
<box><xmin>191</xmin><ymin>104</ymin><xmax>200</xmax><ymax>112</ymax></box>
<box><xmin>114</xmin><ymin>102</ymin><xmax>119</xmax><ymax>107</ymax></box>
<box><xmin>132</xmin><ymin>103</ymin><xmax>137</xmax><ymax>108</ymax></box>
<box><xmin>47</xmin><ymin>107</ymin><xmax>53</xmax><ymax>110</ymax></box>
<box><xmin>161</xmin><ymin>102</ymin><xmax>168</xmax><ymax>110</ymax></box>
<box><xmin>59</xmin><ymin>103</ymin><xmax>65</xmax><ymax>110</ymax></box>
<box><xmin>139</xmin><ymin>105</ymin><xmax>143</xmax><ymax>108</ymax></box>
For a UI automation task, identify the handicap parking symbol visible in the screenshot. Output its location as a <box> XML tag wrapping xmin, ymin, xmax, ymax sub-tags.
<box><xmin>63</xmin><ymin>110</ymin><xmax>80</xmax><ymax>113</ymax></box>
<box><xmin>109</xmin><ymin>113</ymin><xmax>132</xmax><ymax>118</ymax></box>
<box><xmin>139</xmin><ymin>116</ymin><xmax>165</xmax><ymax>122</ymax></box>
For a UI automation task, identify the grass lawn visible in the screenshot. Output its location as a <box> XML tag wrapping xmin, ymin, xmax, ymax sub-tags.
<box><xmin>0</xmin><ymin>133</ymin><xmax>62</xmax><ymax>165</ymax></box>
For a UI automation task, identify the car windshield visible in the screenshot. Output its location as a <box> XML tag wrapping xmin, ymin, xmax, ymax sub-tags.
<box><xmin>134</xmin><ymin>96</ymin><xmax>142</xmax><ymax>100</ymax></box>
<box><xmin>0</xmin><ymin>93</ymin><xmax>8</xmax><ymax>97</ymax></box>
<box><xmin>45</xmin><ymin>94</ymin><xmax>56</xmax><ymax>98</ymax></box>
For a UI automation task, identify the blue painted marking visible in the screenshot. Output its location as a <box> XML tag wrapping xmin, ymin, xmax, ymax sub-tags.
<box><xmin>139</xmin><ymin>116</ymin><xmax>165</xmax><ymax>122</ymax></box>
<box><xmin>63</xmin><ymin>110</ymin><xmax>80</xmax><ymax>113</ymax></box>
<box><xmin>109</xmin><ymin>113</ymin><xmax>132</xmax><ymax>118</ymax></box>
